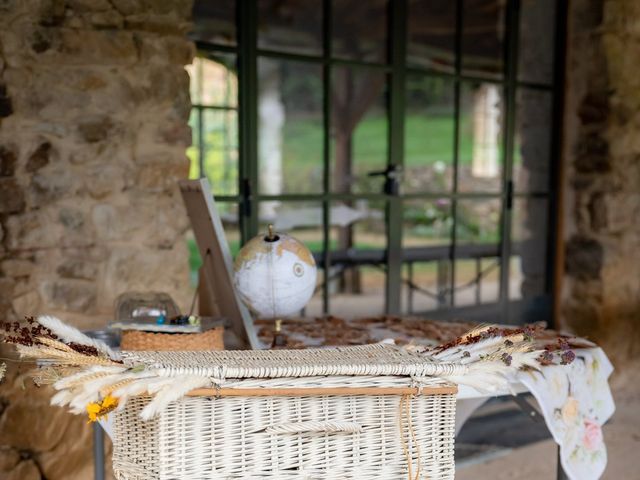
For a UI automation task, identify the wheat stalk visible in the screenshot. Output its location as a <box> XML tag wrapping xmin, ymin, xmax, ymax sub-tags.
<box><xmin>17</xmin><ymin>345</ymin><xmax>120</xmax><ymax>366</ymax></box>
<box><xmin>36</xmin><ymin>336</ymin><xmax>76</xmax><ymax>353</ymax></box>
<box><xmin>100</xmin><ymin>379</ymin><xmax>136</xmax><ymax>397</ymax></box>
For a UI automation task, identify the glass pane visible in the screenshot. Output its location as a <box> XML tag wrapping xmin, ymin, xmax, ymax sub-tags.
<box><xmin>258</xmin><ymin>0</ymin><xmax>323</xmax><ymax>56</ymax></box>
<box><xmin>220</xmin><ymin>203</ymin><xmax>241</xmax><ymax>256</ymax></box>
<box><xmin>407</xmin><ymin>0</ymin><xmax>456</xmax><ymax>73</ymax></box>
<box><xmin>461</xmin><ymin>0</ymin><xmax>505</xmax><ymax>78</ymax></box>
<box><xmin>402</xmin><ymin>262</ymin><xmax>445</xmax><ymax>313</ymax></box>
<box><xmin>514</xmin><ymin>88</ymin><xmax>552</xmax><ymax>193</ymax></box>
<box><xmin>454</xmin><ymin>257</ymin><xmax>500</xmax><ymax>306</ymax></box>
<box><xmin>458</xmin><ymin>82</ymin><xmax>504</xmax><ymax>192</ymax></box>
<box><xmin>456</xmin><ymin>198</ymin><xmax>501</xmax><ymax>245</ymax></box>
<box><xmin>404</xmin><ymin>76</ymin><xmax>455</xmax><ymax>193</ymax></box>
<box><xmin>187</xmin><ymin>109</ymin><xmax>201</xmax><ymax>179</ymax></box>
<box><xmin>510</xmin><ymin>197</ymin><xmax>548</xmax><ymax>300</ymax></box>
<box><xmin>519</xmin><ymin>0</ymin><xmax>556</xmax><ymax>85</ymax></box>
<box><xmin>402</xmin><ymin>199</ymin><xmax>452</xmax><ymax>249</ymax></box>
<box><xmin>187</xmin><ymin>55</ymin><xmax>238</xmax><ymax>107</ymax></box>
<box><xmin>200</xmin><ymin>109</ymin><xmax>239</xmax><ymax>196</ymax></box>
<box><xmin>331</xmin><ymin>67</ymin><xmax>388</xmax><ymax>193</ymax></box>
<box><xmin>258</xmin><ymin>59</ymin><xmax>324</xmax><ymax>195</ymax></box>
<box><xmin>191</xmin><ymin>0</ymin><xmax>236</xmax><ymax>46</ymax></box>
<box><xmin>259</xmin><ymin>201</ymin><xmax>325</xmax><ymax>252</ymax></box>
<box><xmin>331</xmin><ymin>200</ymin><xmax>386</xmax><ymax>251</ymax></box>
<box><xmin>328</xmin><ymin>200</ymin><xmax>387</xmax><ymax>317</ymax></box>
<box><xmin>333</xmin><ymin>0</ymin><xmax>388</xmax><ymax>63</ymax></box>
<box><xmin>402</xmin><ymin>198</ymin><xmax>453</xmax><ymax>313</ymax></box>
<box><xmin>454</xmin><ymin>198</ymin><xmax>501</xmax><ymax>307</ymax></box>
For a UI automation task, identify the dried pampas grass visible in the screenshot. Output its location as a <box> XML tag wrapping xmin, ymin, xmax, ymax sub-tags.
<box><xmin>37</xmin><ymin>316</ymin><xmax>121</xmax><ymax>361</ymax></box>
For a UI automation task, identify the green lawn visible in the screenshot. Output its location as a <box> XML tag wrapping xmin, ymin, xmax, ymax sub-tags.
<box><xmin>280</xmin><ymin>113</ymin><xmax>476</xmax><ymax>174</ymax></box>
<box><xmin>189</xmin><ymin>113</ymin><xmax>485</xmax><ymax>194</ymax></box>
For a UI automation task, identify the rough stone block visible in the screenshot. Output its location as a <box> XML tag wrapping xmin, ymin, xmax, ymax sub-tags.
<box><xmin>30</xmin><ymin>166</ymin><xmax>74</xmax><ymax>205</ymax></box>
<box><xmin>0</xmin><ymin>145</ymin><xmax>17</xmax><ymax>176</ymax></box>
<box><xmin>0</xmin><ymin>83</ymin><xmax>13</xmax><ymax>117</ymax></box>
<box><xmin>588</xmin><ymin>192</ymin><xmax>608</xmax><ymax>232</ymax></box>
<box><xmin>91</xmin><ymin>203</ymin><xmax>144</xmax><ymax>241</ymax></box>
<box><xmin>58</xmin><ymin>207</ymin><xmax>85</xmax><ymax>231</ymax></box>
<box><xmin>103</xmin><ymin>246</ymin><xmax>191</xmax><ymax>303</ymax></box>
<box><xmin>25</xmin><ymin>142</ymin><xmax>52</xmax><ymax>172</ymax></box>
<box><xmin>565</xmin><ymin>235</ymin><xmax>604</xmax><ymax>280</ymax></box>
<box><xmin>578</xmin><ymin>91</ymin><xmax>609</xmax><ymax>125</ymax></box>
<box><xmin>40</xmin><ymin>279</ymin><xmax>97</xmax><ymax>312</ymax></box>
<box><xmin>0</xmin><ymin>397</ymin><xmax>67</xmax><ymax>451</ymax></box>
<box><xmin>574</xmin><ymin>132</ymin><xmax>610</xmax><ymax>173</ymax></box>
<box><xmin>125</xmin><ymin>13</ymin><xmax>190</xmax><ymax>35</ymax></box>
<box><xmin>57</xmin><ymin>257</ymin><xmax>98</xmax><ymax>280</ymax></box>
<box><xmin>87</xmin><ymin>9</ymin><xmax>124</xmax><ymax>29</ymax></box>
<box><xmin>12</xmin><ymin>289</ymin><xmax>41</xmax><ymax>315</ymax></box>
<box><xmin>0</xmin><ymin>459</ymin><xmax>40</xmax><ymax>480</ymax></box>
<box><xmin>0</xmin><ymin>178</ymin><xmax>25</xmax><ymax>213</ymax></box>
<box><xmin>38</xmin><ymin>414</ymin><xmax>109</xmax><ymax>480</ymax></box>
<box><xmin>0</xmin><ymin>277</ymin><xmax>15</xmax><ymax>299</ymax></box>
<box><xmin>5</xmin><ymin>210</ymin><xmax>62</xmax><ymax>250</ymax></box>
<box><xmin>0</xmin><ymin>259</ymin><xmax>34</xmax><ymax>277</ymax></box>
<box><xmin>136</xmin><ymin>162</ymin><xmax>188</xmax><ymax>192</ymax></box>
<box><xmin>0</xmin><ymin>448</ymin><xmax>20</xmax><ymax>472</ymax></box>
<box><xmin>110</xmin><ymin>0</ymin><xmax>142</xmax><ymax>16</ymax></box>
<box><xmin>85</xmin><ymin>164</ymin><xmax>126</xmax><ymax>199</ymax></box>
<box><xmin>66</xmin><ymin>0</ymin><xmax>113</xmax><ymax>12</ymax></box>
<box><xmin>77</xmin><ymin>115</ymin><xmax>114</xmax><ymax>143</ymax></box>
<box><xmin>137</xmin><ymin>33</ymin><xmax>195</xmax><ymax>64</ymax></box>
<box><xmin>158</xmin><ymin>120</ymin><xmax>192</xmax><ymax>146</ymax></box>
<box><xmin>39</xmin><ymin>28</ymin><xmax>138</xmax><ymax>66</ymax></box>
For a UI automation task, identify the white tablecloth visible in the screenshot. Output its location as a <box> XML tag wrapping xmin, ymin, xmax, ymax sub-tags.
<box><xmin>456</xmin><ymin>347</ymin><xmax>614</xmax><ymax>480</ymax></box>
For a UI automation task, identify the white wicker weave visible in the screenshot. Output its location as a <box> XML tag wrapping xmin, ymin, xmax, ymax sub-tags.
<box><xmin>113</xmin><ymin>345</ymin><xmax>457</xmax><ymax>479</ymax></box>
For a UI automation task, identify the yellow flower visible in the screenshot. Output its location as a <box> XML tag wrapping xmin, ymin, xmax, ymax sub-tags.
<box><xmin>101</xmin><ymin>395</ymin><xmax>118</xmax><ymax>409</ymax></box>
<box><xmin>561</xmin><ymin>397</ymin><xmax>580</xmax><ymax>424</ymax></box>
<box><xmin>86</xmin><ymin>395</ymin><xmax>119</xmax><ymax>423</ymax></box>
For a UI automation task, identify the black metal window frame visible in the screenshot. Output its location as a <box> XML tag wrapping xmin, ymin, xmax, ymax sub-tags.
<box><xmin>190</xmin><ymin>0</ymin><xmax>568</xmax><ymax>326</ymax></box>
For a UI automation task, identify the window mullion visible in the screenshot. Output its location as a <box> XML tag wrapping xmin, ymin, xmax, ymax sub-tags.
<box><xmin>450</xmin><ymin>0</ymin><xmax>464</xmax><ymax>308</ymax></box>
<box><xmin>499</xmin><ymin>0</ymin><xmax>522</xmax><ymax>323</ymax></box>
<box><xmin>237</xmin><ymin>0</ymin><xmax>259</xmax><ymax>242</ymax></box>
<box><xmin>321</xmin><ymin>0</ymin><xmax>332</xmax><ymax>315</ymax></box>
<box><xmin>385</xmin><ymin>0</ymin><xmax>407</xmax><ymax>315</ymax></box>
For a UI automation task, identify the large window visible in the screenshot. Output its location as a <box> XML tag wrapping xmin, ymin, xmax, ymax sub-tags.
<box><xmin>189</xmin><ymin>0</ymin><xmax>565</xmax><ymax>325</ymax></box>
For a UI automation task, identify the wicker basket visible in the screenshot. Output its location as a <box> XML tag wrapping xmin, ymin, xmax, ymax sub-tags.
<box><xmin>120</xmin><ymin>327</ymin><xmax>224</xmax><ymax>351</ymax></box>
<box><xmin>112</xmin><ymin>345</ymin><xmax>458</xmax><ymax>479</ymax></box>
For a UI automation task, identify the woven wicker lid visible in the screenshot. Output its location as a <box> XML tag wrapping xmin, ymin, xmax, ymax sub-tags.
<box><xmin>121</xmin><ymin>344</ymin><xmax>464</xmax><ymax>379</ymax></box>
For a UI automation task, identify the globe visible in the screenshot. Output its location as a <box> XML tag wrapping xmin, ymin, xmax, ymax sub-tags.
<box><xmin>233</xmin><ymin>227</ymin><xmax>317</xmax><ymax>319</ymax></box>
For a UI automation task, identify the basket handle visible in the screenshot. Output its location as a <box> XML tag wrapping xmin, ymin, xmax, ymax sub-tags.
<box><xmin>262</xmin><ymin>421</ymin><xmax>362</xmax><ymax>435</ymax></box>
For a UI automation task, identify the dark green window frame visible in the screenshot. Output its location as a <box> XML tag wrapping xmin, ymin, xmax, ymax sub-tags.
<box><xmin>190</xmin><ymin>0</ymin><xmax>568</xmax><ymax>326</ymax></box>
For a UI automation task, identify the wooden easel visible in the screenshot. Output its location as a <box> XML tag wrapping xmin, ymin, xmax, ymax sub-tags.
<box><xmin>179</xmin><ymin>179</ymin><xmax>261</xmax><ymax>349</ymax></box>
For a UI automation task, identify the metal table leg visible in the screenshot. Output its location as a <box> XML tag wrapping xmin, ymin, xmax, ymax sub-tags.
<box><xmin>557</xmin><ymin>446</ymin><xmax>569</xmax><ymax>480</ymax></box>
<box><xmin>512</xmin><ymin>394</ymin><xmax>569</xmax><ymax>480</ymax></box>
<box><xmin>93</xmin><ymin>422</ymin><xmax>105</xmax><ymax>480</ymax></box>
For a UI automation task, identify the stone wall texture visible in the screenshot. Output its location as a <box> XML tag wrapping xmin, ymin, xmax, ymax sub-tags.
<box><xmin>0</xmin><ymin>0</ymin><xmax>194</xmax><ymax>478</ymax></box>
<box><xmin>562</xmin><ymin>0</ymin><xmax>640</xmax><ymax>363</ymax></box>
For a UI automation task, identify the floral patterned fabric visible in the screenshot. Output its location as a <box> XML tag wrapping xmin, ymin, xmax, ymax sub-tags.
<box><xmin>518</xmin><ymin>347</ymin><xmax>615</xmax><ymax>480</ymax></box>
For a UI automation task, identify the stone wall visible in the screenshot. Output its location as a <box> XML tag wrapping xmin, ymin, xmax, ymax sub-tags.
<box><xmin>562</xmin><ymin>0</ymin><xmax>640</xmax><ymax>362</ymax></box>
<box><xmin>0</xmin><ymin>0</ymin><xmax>194</xmax><ymax>478</ymax></box>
